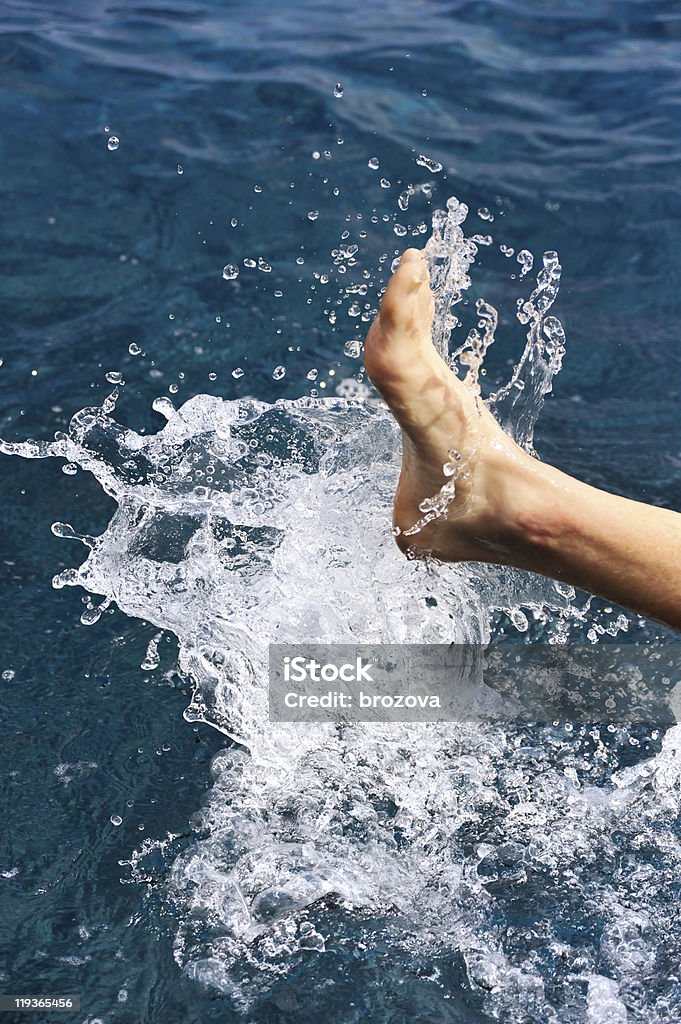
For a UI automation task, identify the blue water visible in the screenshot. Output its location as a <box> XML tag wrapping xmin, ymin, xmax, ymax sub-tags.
<box><xmin>1</xmin><ymin>1</ymin><xmax>681</xmax><ymax>1021</ymax></box>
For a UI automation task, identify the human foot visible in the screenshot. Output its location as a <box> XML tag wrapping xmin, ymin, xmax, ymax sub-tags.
<box><xmin>364</xmin><ymin>248</ymin><xmax>540</xmax><ymax>565</ymax></box>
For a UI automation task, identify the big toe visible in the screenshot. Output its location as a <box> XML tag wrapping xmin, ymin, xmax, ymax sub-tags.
<box><xmin>365</xmin><ymin>247</ymin><xmax>442</xmax><ymax>398</ymax></box>
<box><xmin>377</xmin><ymin>248</ymin><xmax>433</xmax><ymax>339</ymax></box>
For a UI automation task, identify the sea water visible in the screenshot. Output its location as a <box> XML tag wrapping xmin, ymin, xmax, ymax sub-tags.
<box><xmin>4</xmin><ymin>196</ymin><xmax>681</xmax><ymax>1022</ymax></box>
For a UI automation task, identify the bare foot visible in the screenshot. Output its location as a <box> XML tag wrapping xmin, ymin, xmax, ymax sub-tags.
<box><xmin>364</xmin><ymin>248</ymin><xmax>538</xmax><ymax>565</ymax></box>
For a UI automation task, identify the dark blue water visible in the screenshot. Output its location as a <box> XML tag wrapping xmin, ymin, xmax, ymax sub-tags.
<box><xmin>1</xmin><ymin>2</ymin><xmax>681</xmax><ymax>1022</ymax></box>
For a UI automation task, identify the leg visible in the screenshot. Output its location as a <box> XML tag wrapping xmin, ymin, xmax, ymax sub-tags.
<box><xmin>364</xmin><ymin>249</ymin><xmax>681</xmax><ymax>631</ymax></box>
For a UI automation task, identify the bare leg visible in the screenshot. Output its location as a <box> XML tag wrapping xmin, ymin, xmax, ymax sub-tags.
<box><xmin>364</xmin><ymin>248</ymin><xmax>681</xmax><ymax>631</ymax></box>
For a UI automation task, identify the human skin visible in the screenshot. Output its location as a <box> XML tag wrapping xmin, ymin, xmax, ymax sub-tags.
<box><xmin>363</xmin><ymin>248</ymin><xmax>681</xmax><ymax>632</ymax></box>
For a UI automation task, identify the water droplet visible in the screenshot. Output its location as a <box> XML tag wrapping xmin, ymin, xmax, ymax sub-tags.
<box><xmin>510</xmin><ymin>607</ymin><xmax>529</xmax><ymax>632</ymax></box>
<box><xmin>333</xmin><ymin>83</ymin><xmax>344</xmax><ymax>98</ymax></box>
<box><xmin>152</xmin><ymin>397</ymin><xmax>175</xmax><ymax>420</ymax></box>
<box><xmin>272</xmin><ymin>365</ymin><xmax>286</xmax><ymax>380</ymax></box>
<box><xmin>128</xmin><ymin>342</ymin><xmax>141</xmax><ymax>355</ymax></box>
<box><xmin>516</xmin><ymin>249</ymin><xmax>534</xmax><ymax>278</ymax></box>
<box><xmin>416</xmin><ymin>153</ymin><xmax>442</xmax><ymax>173</ymax></box>
<box><xmin>177</xmin><ymin>164</ymin><xmax>183</xmax><ymax>175</ymax></box>
<box><xmin>107</xmin><ymin>136</ymin><xmax>119</xmax><ymax>151</ymax></box>
<box><xmin>307</xmin><ymin>210</ymin><xmax>319</xmax><ymax>221</ymax></box>
<box><xmin>222</xmin><ymin>264</ymin><xmax>239</xmax><ymax>280</ymax></box>
<box><xmin>110</xmin><ymin>815</ymin><xmax>123</xmax><ymax>826</ymax></box>
<box><xmin>105</xmin><ymin>371</ymin><xmax>124</xmax><ymax>385</ymax></box>
<box><xmin>231</xmin><ymin>367</ymin><xmax>244</xmax><ymax>379</ymax></box>
<box><xmin>343</xmin><ymin>339</ymin><xmax>362</xmax><ymax>358</ymax></box>
<box><xmin>368</xmin><ymin>157</ymin><xmax>380</xmax><ymax>170</ymax></box>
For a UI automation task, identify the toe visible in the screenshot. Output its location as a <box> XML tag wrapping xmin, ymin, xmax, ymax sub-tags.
<box><xmin>378</xmin><ymin>249</ymin><xmax>429</xmax><ymax>334</ymax></box>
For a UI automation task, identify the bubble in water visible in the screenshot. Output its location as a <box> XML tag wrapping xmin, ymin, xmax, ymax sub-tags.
<box><xmin>499</xmin><ymin>244</ymin><xmax>514</xmax><ymax>257</ymax></box>
<box><xmin>394</xmin><ymin>224</ymin><xmax>407</xmax><ymax>237</ymax></box>
<box><xmin>177</xmin><ymin>164</ymin><xmax>184</xmax><ymax>175</ymax></box>
<box><xmin>110</xmin><ymin>815</ymin><xmax>122</xmax><ymax>826</ymax></box>
<box><xmin>243</xmin><ymin>258</ymin><xmax>257</xmax><ymax>268</ymax></box>
<box><xmin>416</xmin><ymin>153</ymin><xmax>442</xmax><ymax>173</ymax></box>
<box><xmin>107</xmin><ymin>136</ymin><xmax>119</xmax><ymax>151</ymax></box>
<box><xmin>257</xmin><ymin>258</ymin><xmax>272</xmax><ymax>273</ymax></box>
<box><xmin>333</xmin><ymin>83</ymin><xmax>344</xmax><ymax>98</ymax></box>
<box><xmin>208</xmin><ymin>372</ymin><xmax>217</xmax><ymax>382</ymax></box>
<box><xmin>368</xmin><ymin>157</ymin><xmax>380</xmax><ymax>170</ymax></box>
<box><xmin>128</xmin><ymin>343</ymin><xmax>141</xmax><ymax>356</ymax></box>
<box><xmin>477</xmin><ymin>207</ymin><xmax>494</xmax><ymax>222</ymax></box>
<box><xmin>272</xmin><ymin>365</ymin><xmax>286</xmax><ymax>380</ymax></box>
<box><xmin>2</xmin><ymin>669</ymin><xmax>15</xmax><ymax>681</ymax></box>
<box><xmin>343</xmin><ymin>340</ymin><xmax>362</xmax><ymax>358</ymax></box>
<box><xmin>105</xmin><ymin>371</ymin><xmax>124</xmax><ymax>385</ymax></box>
<box><xmin>306</xmin><ymin>368</ymin><xmax>318</xmax><ymax>380</ymax></box>
<box><xmin>307</xmin><ymin>210</ymin><xmax>319</xmax><ymax>221</ymax></box>
<box><xmin>253</xmin><ymin>184</ymin><xmax>263</xmax><ymax>193</ymax></box>
<box><xmin>380</xmin><ymin>178</ymin><xmax>391</xmax><ymax>189</ymax></box>
<box><xmin>231</xmin><ymin>367</ymin><xmax>244</xmax><ymax>379</ymax></box>
<box><xmin>62</xmin><ymin>463</ymin><xmax>78</xmax><ymax>476</ymax></box>
<box><xmin>222</xmin><ymin>265</ymin><xmax>239</xmax><ymax>280</ymax></box>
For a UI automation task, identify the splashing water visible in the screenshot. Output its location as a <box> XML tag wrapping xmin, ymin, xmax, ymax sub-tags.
<box><xmin>5</xmin><ymin>197</ymin><xmax>678</xmax><ymax>1022</ymax></box>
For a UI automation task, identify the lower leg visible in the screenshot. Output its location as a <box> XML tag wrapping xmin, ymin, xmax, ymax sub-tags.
<box><xmin>364</xmin><ymin>249</ymin><xmax>681</xmax><ymax>631</ymax></box>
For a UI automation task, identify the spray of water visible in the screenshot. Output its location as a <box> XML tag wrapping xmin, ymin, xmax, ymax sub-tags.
<box><xmin>5</xmin><ymin>198</ymin><xmax>676</xmax><ymax>1022</ymax></box>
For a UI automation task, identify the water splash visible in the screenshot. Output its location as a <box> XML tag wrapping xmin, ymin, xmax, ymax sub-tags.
<box><xmin>424</xmin><ymin>199</ymin><xmax>564</xmax><ymax>456</ymax></box>
<box><xmin>5</xmin><ymin>197</ymin><xmax>674</xmax><ymax>1021</ymax></box>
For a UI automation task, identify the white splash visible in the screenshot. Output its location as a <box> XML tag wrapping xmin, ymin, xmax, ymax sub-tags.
<box><xmin>4</xmin><ymin>198</ymin><xmax>674</xmax><ymax>1022</ymax></box>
